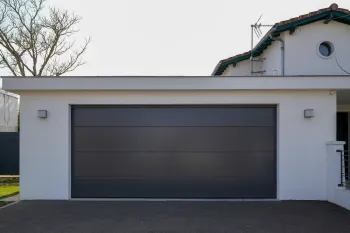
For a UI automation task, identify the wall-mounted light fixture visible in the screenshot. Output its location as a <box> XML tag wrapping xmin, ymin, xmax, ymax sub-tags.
<box><xmin>38</xmin><ymin>110</ymin><xmax>48</xmax><ymax>119</ymax></box>
<box><xmin>304</xmin><ymin>109</ymin><xmax>315</xmax><ymax>118</ymax></box>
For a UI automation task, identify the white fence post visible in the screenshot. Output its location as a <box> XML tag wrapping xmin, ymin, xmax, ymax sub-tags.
<box><xmin>326</xmin><ymin>141</ymin><xmax>349</xmax><ymax>208</ymax></box>
<box><xmin>326</xmin><ymin>141</ymin><xmax>345</xmax><ymax>203</ymax></box>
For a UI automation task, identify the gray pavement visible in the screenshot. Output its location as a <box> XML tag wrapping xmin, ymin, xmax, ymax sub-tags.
<box><xmin>0</xmin><ymin>201</ymin><xmax>350</xmax><ymax>233</ymax></box>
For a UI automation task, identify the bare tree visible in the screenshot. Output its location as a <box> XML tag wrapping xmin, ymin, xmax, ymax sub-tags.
<box><xmin>0</xmin><ymin>0</ymin><xmax>91</xmax><ymax>76</ymax></box>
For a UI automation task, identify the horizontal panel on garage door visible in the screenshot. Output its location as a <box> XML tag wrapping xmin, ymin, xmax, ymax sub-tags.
<box><xmin>74</xmin><ymin>151</ymin><xmax>275</xmax><ymax>178</ymax></box>
<box><xmin>73</xmin><ymin>127</ymin><xmax>275</xmax><ymax>152</ymax></box>
<box><xmin>72</xmin><ymin>177</ymin><xmax>276</xmax><ymax>198</ymax></box>
<box><xmin>71</xmin><ymin>105</ymin><xmax>276</xmax><ymax>199</ymax></box>
<box><xmin>72</xmin><ymin>106</ymin><xmax>276</xmax><ymax>127</ymax></box>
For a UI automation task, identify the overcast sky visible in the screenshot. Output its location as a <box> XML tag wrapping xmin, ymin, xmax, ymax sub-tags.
<box><xmin>3</xmin><ymin>0</ymin><xmax>350</xmax><ymax>76</ymax></box>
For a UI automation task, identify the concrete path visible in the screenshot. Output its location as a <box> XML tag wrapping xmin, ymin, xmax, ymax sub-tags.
<box><xmin>0</xmin><ymin>201</ymin><xmax>349</xmax><ymax>233</ymax></box>
<box><xmin>0</xmin><ymin>194</ymin><xmax>19</xmax><ymax>202</ymax></box>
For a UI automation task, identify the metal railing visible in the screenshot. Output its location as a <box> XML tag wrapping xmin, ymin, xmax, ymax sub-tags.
<box><xmin>337</xmin><ymin>150</ymin><xmax>349</xmax><ymax>188</ymax></box>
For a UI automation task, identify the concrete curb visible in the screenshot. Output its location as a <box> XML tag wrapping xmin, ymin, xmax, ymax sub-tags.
<box><xmin>0</xmin><ymin>200</ymin><xmax>20</xmax><ymax>210</ymax></box>
<box><xmin>0</xmin><ymin>193</ymin><xmax>20</xmax><ymax>201</ymax></box>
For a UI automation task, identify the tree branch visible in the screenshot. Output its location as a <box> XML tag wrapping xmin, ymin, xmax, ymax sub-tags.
<box><xmin>0</xmin><ymin>0</ymin><xmax>90</xmax><ymax>76</ymax></box>
<box><xmin>0</xmin><ymin>51</ymin><xmax>17</xmax><ymax>75</ymax></box>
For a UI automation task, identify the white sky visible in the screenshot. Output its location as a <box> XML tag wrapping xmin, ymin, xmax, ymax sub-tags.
<box><xmin>3</xmin><ymin>0</ymin><xmax>350</xmax><ymax>76</ymax></box>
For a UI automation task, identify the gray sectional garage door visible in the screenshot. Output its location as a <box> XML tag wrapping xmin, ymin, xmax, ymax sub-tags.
<box><xmin>71</xmin><ymin>106</ymin><xmax>276</xmax><ymax>199</ymax></box>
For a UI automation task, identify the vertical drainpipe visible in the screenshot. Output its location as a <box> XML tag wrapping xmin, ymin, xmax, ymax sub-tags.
<box><xmin>250</xmin><ymin>25</ymin><xmax>254</xmax><ymax>75</ymax></box>
<box><xmin>269</xmin><ymin>34</ymin><xmax>285</xmax><ymax>75</ymax></box>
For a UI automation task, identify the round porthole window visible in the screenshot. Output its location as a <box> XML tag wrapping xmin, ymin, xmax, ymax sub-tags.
<box><xmin>318</xmin><ymin>41</ymin><xmax>334</xmax><ymax>58</ymax></box>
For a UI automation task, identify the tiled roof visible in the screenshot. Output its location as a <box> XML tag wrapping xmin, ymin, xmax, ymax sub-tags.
<box><xmin>276</xmin><ymin>3</ymin><xmax>350</xmax><ymax>27</ymax></box>
<box><xmin>212</xmin><ymin>3</ymin><xmax>350</xmax><ymax>75</ymax></box>
<box><xmin>220</xmin><ymin>51</ymin><xmax>252</xmax><ymax>64</ymax></box>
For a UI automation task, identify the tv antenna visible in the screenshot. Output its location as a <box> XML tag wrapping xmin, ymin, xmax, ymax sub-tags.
<box><xmin>251</xmin><ymin>14</ymin><xmax>274</xmax><ymax>44</ymax></box>
<box><xmin>250</xmin><ymin>14</ymin><xmax>274</xmax><ymax>74</ymax></box>
<box><xmin>252</xmin><ymin>14</ymin><xmax>264</xmax><ymax>38</ymax></box>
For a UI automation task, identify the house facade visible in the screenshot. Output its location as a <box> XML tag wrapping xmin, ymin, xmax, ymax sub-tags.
<box><xmin>212</xmin><ymin>4</ymin><xmax>350</xmax><ymax>77</ymax></box>
<box><xmin>1</xmin><ymin>4</ymin><xmax>349</xmax><ymax>210</ymax></box>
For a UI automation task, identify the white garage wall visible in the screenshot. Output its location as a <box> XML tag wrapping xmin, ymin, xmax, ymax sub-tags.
<box><xmin>18</xmin><ymin>90</ymin><xmax>336</xmax><ymax>200</ymax></box>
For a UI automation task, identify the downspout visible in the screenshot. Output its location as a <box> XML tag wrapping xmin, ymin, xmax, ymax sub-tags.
<box><xmin>250</xmin><ymin>25</ymin><xmax>254</xmax><ymax>75</ymax></box>
<box><xmin>269</xmin><ymin>34</ymin><xmax>285</xmax><ymax>75</ymax></box>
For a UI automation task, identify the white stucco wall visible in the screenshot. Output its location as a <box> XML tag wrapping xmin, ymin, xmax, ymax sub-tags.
<box><xmin>333</xmin><ymin>188</ymin><xmax>350</xmax><ymax>210</ymax></box>
<box><xmin>18</xmin><ymin>90</ymin><xmax>336</xmax><ymax>200</ymax></box>
<box><xmin>221</xmin><ymin>20</ymin><xmax>350</xmax><ymax>76</ymax></box>
<box><xmin>221</xmin><ymin>59</ymin><xmax>253</xmax><ymax>76</ymax></box>
<box><xmin>285</xmin><ymin>21</ymin><xmax>350</xmax><ymax>75</ymax></box>
<box><xmin>260</xmin><ymin>34</ymin><xmax>286</xmax><ymax>76</ymax></box>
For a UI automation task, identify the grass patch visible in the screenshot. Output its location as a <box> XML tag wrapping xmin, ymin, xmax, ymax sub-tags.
<box><xmin>0</xmin><ymin>176</ymin><xmax>20</xmax><ymax>202</ymax></box>
<box><xmin>0</xmin><ymin>177</ymin><xmax>19</xmax><ymax>184</ymax></box>
<box><xmin>0</xmin><ymin>201</ymin><xmax>13</xmax><ymax>207</ymax></box>
<box><xmin>0</xmin><ymin>186</ymin><xmax>20</xmax><ymax>199</ymax></box>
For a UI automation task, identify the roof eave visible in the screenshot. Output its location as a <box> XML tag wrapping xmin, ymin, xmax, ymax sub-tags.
<box><xmin>211</xmin><ymin>61</ymin><xmax>223</xmax><ymax>76</ymax></box>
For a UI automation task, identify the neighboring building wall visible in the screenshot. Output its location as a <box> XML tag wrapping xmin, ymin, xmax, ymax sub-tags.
<box><xmin>260</xmin><ymin>33</ymin><xmax>286</xmax><ymax>76</ymax></box>
<box><xmin>221</xmin><ymin>59</ymin><xmax>254</xmax><ymax>76</ymax></box>
<box><xmin>0</xmin><ymin>90</ymin><xmax>19</xmax><ymax>132</ymax></box>
<box><xmin>18</xmin><ymin>90</ymin><xmax>335</xmax><ymax>200</ymax></box>
<box><xmin>221</xmin><ymin>21</ymin><xmax>350</xmax><ymax>76</ymax></box>
<box><xmin>285</xmin><ymin>21</ymin><xmax>350</xmax><ymax>75</ymax></box>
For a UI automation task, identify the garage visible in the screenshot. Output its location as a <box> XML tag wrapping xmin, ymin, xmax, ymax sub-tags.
<box><xmin>71</xmin><ymin>105</ymin><xmax>276</xmax><ymax>199</ymax></box>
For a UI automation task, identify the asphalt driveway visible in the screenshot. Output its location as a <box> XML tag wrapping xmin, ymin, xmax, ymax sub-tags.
<box><xmin>0</xmin><ymin>201</ymin><xmax>350</xmax><ymax>233</ymax></box>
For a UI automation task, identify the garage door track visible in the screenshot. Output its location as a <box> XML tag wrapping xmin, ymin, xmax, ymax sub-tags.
<box><xmin>1</xmin><ymin>201</ymin><xmax>350</xmax><ymax>233</ymax></box>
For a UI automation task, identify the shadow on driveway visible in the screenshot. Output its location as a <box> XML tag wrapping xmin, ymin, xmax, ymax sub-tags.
<box><xmin>0</xmin><ymin>201</ymin><xmax>350</xmax><ymax>233</ymax></box>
